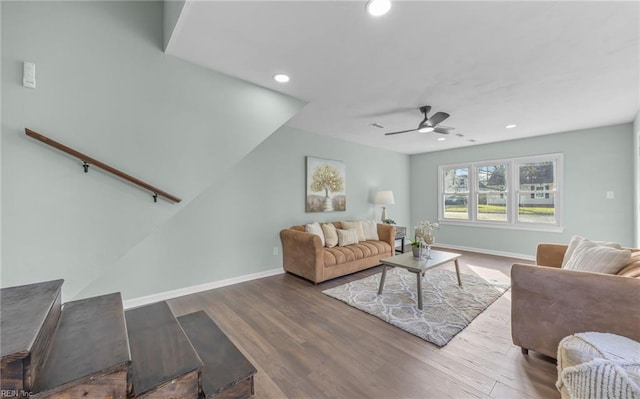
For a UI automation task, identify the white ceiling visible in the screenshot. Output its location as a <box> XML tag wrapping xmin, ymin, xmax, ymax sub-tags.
<box><xmin>166</xmin><ymin>1</ymin><xmax>640</xmax><ymax>154</ymax></box>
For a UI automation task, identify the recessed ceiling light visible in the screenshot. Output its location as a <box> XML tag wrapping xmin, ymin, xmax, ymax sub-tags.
<box><xmin>505</xmin><ymin>124</ymin><xmax>517</xmax><ymax>129</ymax></box>
<box><xmin>418</xmin><ymin>126</ymin><xmax>434</xmax><ymax>133</ymax></box>
<box><xmin>437</xmin><ymin>137</ymin><xmax>446</xmax><ymax>142</ymax></box>
<box><xmin>273</xmin><ymin>74</ymin><xmax>290</xmax><ymax>83</ymax></box>
<box><xmin>366</xmin><ymin>0</ymin><xmax>391</xmax><ymax>17</ymax></box>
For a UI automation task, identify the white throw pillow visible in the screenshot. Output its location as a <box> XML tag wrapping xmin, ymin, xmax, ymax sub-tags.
<box><xmin>562</xmin><ymin>235</ymin><xmax>622</xmax><ymax>268</ymax></box>
<box><xmin>360</xmin><ymin>220</ymin><xmax>379</xmax><ymax>241</ymax></box>
<box><xmin>337</xmin><ymin>228</ymin><xmax>359</xmax><ymax>247</ymax></box>
<box><xmin>321</xmin><ymin>223</ymin><xmax>338</xmax><ymax>248</ymax></box>
<box><xmin>341</xmin><ymin>221</ymin><xmax>366</xmax><ymax>242</ymax></box>
<box><xmin>563</xmin><ymin>239</ymin><xmax>631</xmax><ymax>275</ymax></box>
<box><xmin>305</xmin><ymin>222</ymin><xmax>325</xmax><ymax>246</ymax></box>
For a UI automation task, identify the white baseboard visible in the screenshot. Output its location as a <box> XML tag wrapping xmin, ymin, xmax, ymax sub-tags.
<box><xmin>434</xmin><ymin>243</ymin><xmax>535</xmax><ymax>262</ymax></box>
<box><xmin>123</xmin><ymin>267</ymin><xmax>284</xmax><ymax>309</ymax></box>
<box><xmin>123</xmin><ymin>246</ymin><xmax>531</xmax><ymax>309</ymax></box>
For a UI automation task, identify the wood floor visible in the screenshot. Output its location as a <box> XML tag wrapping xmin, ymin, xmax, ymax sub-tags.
<box><xmin>167</xmin><ymin>249</ymin><xmax>560</xmax><ymax>399</ymax></box>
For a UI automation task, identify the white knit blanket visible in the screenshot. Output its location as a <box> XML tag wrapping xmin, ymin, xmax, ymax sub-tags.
<box><xmin>557</xmin><ymin>333</ymin><xmax>640</xmax><ymax>399</ymax></box>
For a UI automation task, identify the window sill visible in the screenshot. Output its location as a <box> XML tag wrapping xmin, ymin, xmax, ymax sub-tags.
<box><xmin>438</xmin><ymin>219</ymin><xmax>564</xmax><ymax>233</ymax></box>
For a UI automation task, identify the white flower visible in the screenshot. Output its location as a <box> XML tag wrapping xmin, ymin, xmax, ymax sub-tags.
<box><xmin>413</xmin><ymin>220</ymin><xmax>439</xmax><ymax>242</ymax></box>
<box><xmin>415</xmin><ymin>220</ymin><xmax>440</xmax><ymax>232</ymax></box>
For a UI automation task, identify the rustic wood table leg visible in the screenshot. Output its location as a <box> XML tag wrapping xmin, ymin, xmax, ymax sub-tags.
<box><xmin>454</xmin><ymin>259</ymin><xmax>462</xmax><ymax>286</ymax></box>
<box><xmin>416</xmin><ymin>272</ymin><xmax>423</xmax><ymax>310</ymax></box>
<box><xmin>377</xmin><ymin>265</ymin><xmax>387</xmax><ymax>295</ymax></box>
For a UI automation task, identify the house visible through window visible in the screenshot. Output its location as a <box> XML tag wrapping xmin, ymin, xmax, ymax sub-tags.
<box><xmin>438</xmin><ymin>153</ymin><xmax>563</xmax><ymax>231</ymax></box>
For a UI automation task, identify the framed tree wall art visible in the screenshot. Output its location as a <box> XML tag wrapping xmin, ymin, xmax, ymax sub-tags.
<box><xmin>306</xmin><ymin>156</ymin><xmax>346</xmax><ymax>212</ymax></box>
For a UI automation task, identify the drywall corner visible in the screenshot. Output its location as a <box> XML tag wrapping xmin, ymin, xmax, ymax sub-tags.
<box><xmin>163</xmin><ymin>0</ymin><xmax>186</xmax><ymax>51</ymax></box>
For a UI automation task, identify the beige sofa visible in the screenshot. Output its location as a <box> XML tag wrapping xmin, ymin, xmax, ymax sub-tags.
<box><xmin>280</xmin><ymin>222</ymin><xmax>395</xmax><ymax>283</ymax></box>
<box><xmin>511</xmin><ymin>243</ymin><xmax>640</xmax><ymax>359</ymax></box>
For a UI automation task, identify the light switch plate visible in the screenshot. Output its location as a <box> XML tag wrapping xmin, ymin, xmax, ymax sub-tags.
<box><xmin>23</xmin><ymin>62</ymin><xmax>36</xmax><ymax>88</ymax></box>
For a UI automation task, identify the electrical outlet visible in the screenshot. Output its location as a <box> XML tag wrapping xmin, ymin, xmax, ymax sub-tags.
<box><xmin>273</xmin><ymin>246</ymin><xmax>279</xmax><ymax>255</ymax></box>
<box><xmin>606</xmin><ymin>191</ymin><xmax>614</xmax><ymax>200</ymax></box>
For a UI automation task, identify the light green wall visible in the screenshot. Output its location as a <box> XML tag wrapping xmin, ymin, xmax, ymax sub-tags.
<box><xmin>163</xmin><ymin>0</ymin><xmax>185</xmax><ymax>50</ymax></box>
<box><xmin>1</xmin><ymin>1</ymin><xmax>303</xmax><ymax>300</ymax></box>
<box><xmin>1</xmin><ymin>1</ymin><xmax>408</xmax><ymax>301</ymax></box>
<box><xmin>2</xmin><ymin>0</ymin><xmax>634</xmax><ymax>302</ymax></box>
<box><xmin>410</xmin><ymin>123</ymin><xmax>634</xmax><ymax>257</ymax></box>
<box><xmin>634</xmin><ymin>112</ymin><xmax>640</xmax><ymax>247</ymax></box>
<box><xmin>77</xmin><ymin>125</ymin><xmax>410</xmax><ymax>300</ymax></box>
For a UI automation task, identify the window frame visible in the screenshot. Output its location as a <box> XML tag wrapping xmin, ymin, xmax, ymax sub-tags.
<box><xmin>475</xmin><ymin>162</ymin><xmax>509</xmax><ymax>223</ymax></box>
<box><xmin>441</xmin><ymin>166</ymin><xmax>471</xmax><ymax>221</ymax></box>
<box><xmin>438</xmin><ymin>153</ymin><xmax>564</xmax><ymax>232</ymax></box>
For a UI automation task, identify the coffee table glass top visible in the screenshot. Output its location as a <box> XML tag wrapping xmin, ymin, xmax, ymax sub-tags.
<box><xmin>380</xmin><ymin>250</ymin><xmax>461</xmax><ymax>273</ymax></box>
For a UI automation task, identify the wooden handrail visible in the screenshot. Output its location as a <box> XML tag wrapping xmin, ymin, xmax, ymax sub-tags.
<box><xmin>25</xmin><ymin>128</ymin><xmax>182</xmax><ymax>203</ymax></box>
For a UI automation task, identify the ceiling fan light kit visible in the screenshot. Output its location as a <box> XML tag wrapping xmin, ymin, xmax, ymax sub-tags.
<box><xmin>384</xmin><ymin>105</ymin><xmax>454</xmax><ymax>137</ymax></box>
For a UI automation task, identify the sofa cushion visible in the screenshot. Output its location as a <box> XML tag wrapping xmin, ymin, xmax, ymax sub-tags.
<box><xmin>337</xmin><ymin>228</ymin><xmax>358</xmax><ymax>247</ymax></box>
<box><xmin>305</xmin><ymin>222</ymin><xmax>325</xmax><ymax>246</ymax></box>
<box><xmin>617</xmin><ymin>251</ymin><xmax>640</xmax><ymax>278</ymax></box>
<box><xmin>562</xmin><ymin>235</ymin><xmax>622</xmax><ymax>268</ymax></box>
<box><xmin>341</xmin><ymin>221</ymin><xmax>366</xmax><ymax>242</ymax></box>
<box><xmin>323</xmin><ymin>241</ymin><xmax>391</xmax><ymax>267</ymax></box>
<box><xmin>563</xmin><ymin>239</ymin><xmax>631</xmax><ymax>275</ymax></box>
<box><xmin>360</xmin><ymin>240</ymin><xmax>391</xmax><ymax>255</ymax></box>
<box><xmin>360</xmin><ymin>220</ymin><xmax>380</xmax><ymax>241</ymax></box>
<box><xmin>322</xmin><ymin>223</ymin><xmax>338</xmax><ymax>248</ymax></box>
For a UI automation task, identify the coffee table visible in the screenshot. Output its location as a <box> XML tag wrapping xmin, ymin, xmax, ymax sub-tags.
<box><xmin>377</xmin><ymin>250</ymin><xmax>462</xmax><ymax>310</ymax></box>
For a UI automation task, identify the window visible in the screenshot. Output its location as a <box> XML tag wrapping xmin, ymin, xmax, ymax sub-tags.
<box><xmin>442</xmin><ymin>167</ymin><xmax>469</xmax><ymax>220</ymax></box>
<box><xmin>517</xmin><ymin>159</ymin><xmax>557</xmax><ymax>225</ymax></box>
<box><xmin>477</xmin><ymin>164</ymin><xmax>507</xmax><ymax>222</ymax></box>
<box><xmin>438</xmin><ymin>154</ymin><xmax>563</xmax><ymax>231</ymax></box>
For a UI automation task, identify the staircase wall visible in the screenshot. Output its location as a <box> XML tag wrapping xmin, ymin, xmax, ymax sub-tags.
<box><xmin>77</xmin><ymin>125</ymin><xmax>411</xmax><ymax>301</ymax></box>
<box><xmin>1</xmin><ymin>1</ymin><xmax>304</xmax><ymax>300</ymax></box>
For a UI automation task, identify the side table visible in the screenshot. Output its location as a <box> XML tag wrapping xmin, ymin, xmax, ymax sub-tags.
<box><xmin>394</xmin><ymin>226</ymin><xmax>407</xmax><ymax>253</ymax></box>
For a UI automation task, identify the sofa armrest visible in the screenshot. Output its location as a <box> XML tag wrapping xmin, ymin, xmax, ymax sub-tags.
<box><xmin>536</xmin><ymin>243</ymin><xmax>568</xmax><ymax>267</ymax></box>
<box><xmin>377</xmin><ymin>224</ymin><xmax>396</xmax><ymax>255</ymax></box>
<box><xmin>511</xmin><ymin>263</ymin><xmax>640</xmax><ymax>358</ymax></box>
<box><xmin>279</xmin><ymin>229</ymin><xmax>324</xmax><ymax>283</ymax></box>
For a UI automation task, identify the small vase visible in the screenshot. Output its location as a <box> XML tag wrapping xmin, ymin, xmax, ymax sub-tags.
<box><xmin>412</xmin><ymin>247</ymin><xmax>420</xmax><ymax>258</ymax></box>
<box><xmin>423</xmin><ymin>232</ymin><xmax>435</xmax><ymax>259</ymax></box>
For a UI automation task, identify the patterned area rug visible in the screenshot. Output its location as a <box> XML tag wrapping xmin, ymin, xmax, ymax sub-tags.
<box><xmin>322</xmin><ymin>267</ymin><xmax>509</xmax><ymax>347</ymax></box>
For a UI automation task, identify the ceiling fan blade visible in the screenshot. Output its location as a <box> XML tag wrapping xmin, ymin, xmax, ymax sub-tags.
<box><xmin>427</xmin><ymin>112</ymin><xmax>450</xmax><ymax>126</ymax></box>
<box><xmin>384</xmin><ymin>128</ymin><xmax>418</xmax><ymax>136</ymax></box>
<box><xmin>433</xmin><ymin>127</ymin><xmax>451</xmax><ymax>135</ymax></box>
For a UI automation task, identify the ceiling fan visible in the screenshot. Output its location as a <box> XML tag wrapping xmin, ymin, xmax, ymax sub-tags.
<box><xmin>384</xmin><ymin>106</ymin><xmax>453</xmax><ymax>136</ymax></box>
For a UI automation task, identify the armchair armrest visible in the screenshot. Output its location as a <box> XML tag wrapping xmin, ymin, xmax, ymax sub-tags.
<box><xmin>536</xmin><ymin>243</ymin><xmax>568</xmax><ymax>268</ymax></box>
<box><xmin>376</xmin><ymin>224</ymin><xmax>396</xmax><ymax>255</ymax></box>
<box><xmin>279</xmin><ymin>229</ymin><xmax>324</xmax><ymax>283</ymax></box>
<box><xmin>511</xmin><ymin>263</ymin><xmax>640</xmax><ymax>358</ymax></box>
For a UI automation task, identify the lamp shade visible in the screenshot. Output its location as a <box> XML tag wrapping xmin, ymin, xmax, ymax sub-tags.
<box><xmin>375</xmin><ymin>190</ymin><xmax>395</xmax><ymax>205</ymax></box>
